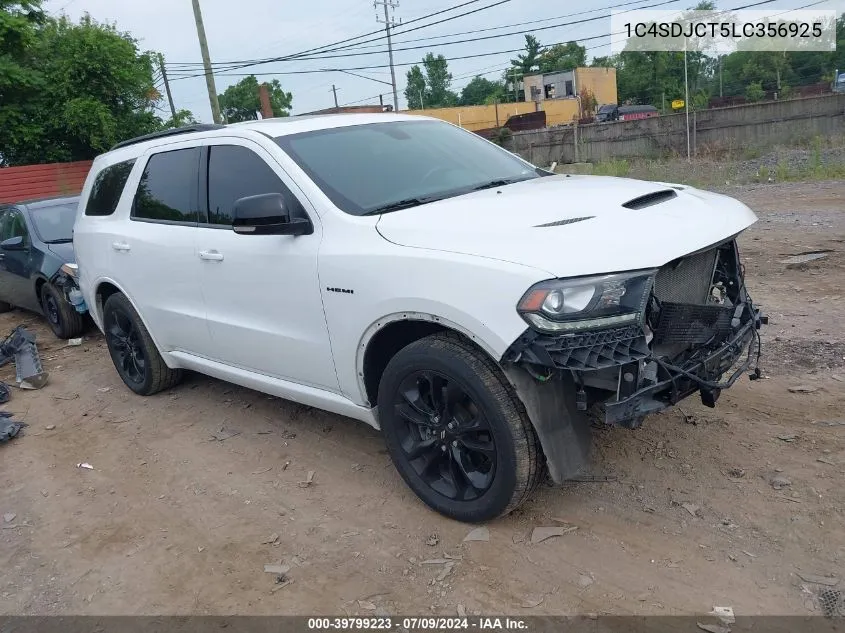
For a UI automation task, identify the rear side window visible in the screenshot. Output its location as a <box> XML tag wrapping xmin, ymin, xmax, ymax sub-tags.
<box><xmin>84</xmin><ymin>159</ymin><xmax>136</xmax><ymax>216</ymax></box>
<box><xmin>206</xmin><ymin>145</ymin><xmax>304</xmax><ymax>226</ymax></box>
<box><xmin>133</xmin><ymin>148</ymin><xmax>200</xmax><ymax>224</ymax></box>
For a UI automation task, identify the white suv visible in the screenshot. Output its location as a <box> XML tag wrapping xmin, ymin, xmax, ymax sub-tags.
<box><xmin>73</xmin><ymin>114</ymin><xmax>765</xmax><ymax>522</ymax></box>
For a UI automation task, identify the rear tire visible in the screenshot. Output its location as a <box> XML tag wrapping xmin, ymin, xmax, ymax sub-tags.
<box><xmin>41</xmin><ymin>282</ymin><xmax>85</xmax><ymax>339</ymax></box>
<box><xmin>377</xmin><ymin>333</ymin><xmax>544</xmax><ymax>523</ymax></box>
<box><xmin>103</xmin><ymin>292</ymin><xmax>183</xmax><ymax>395</ymax></box>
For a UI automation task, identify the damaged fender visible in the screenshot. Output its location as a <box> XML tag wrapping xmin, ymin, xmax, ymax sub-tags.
<box><xmin>502</xmin><ymin>365</ymin><xmax>592</xmax><ymax>484</ymax></box>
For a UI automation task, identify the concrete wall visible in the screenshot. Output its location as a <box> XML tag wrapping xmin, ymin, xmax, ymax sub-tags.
<box><xmin>405</xmin><ymin>99</ymin><xmax>580</xmax><ymax>131</ymax></box>
<box><xmin>506</xmin><ymin>93</ymin><xmax>845</xmax><ymax>166</ymax></box>
<box><xmin>575</xmin><ymin>67</ymin><xmax>618</xmax><ymax>107</ymax></box>
<box><xmin>0</xmin><ymin>160</ymin><xmax>92</xmax><ymax>203</ymax></box>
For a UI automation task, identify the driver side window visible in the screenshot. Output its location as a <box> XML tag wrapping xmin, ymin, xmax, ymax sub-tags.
<box><xmin>1</xmin><ymin>211</ymin><xmax>28</xmax><ymax>245</ymax></box>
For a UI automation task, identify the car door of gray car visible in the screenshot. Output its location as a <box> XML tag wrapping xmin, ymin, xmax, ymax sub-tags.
<box><xmin>0</xmin><ymin>209</ymin><xmax>39</xmax><ymax>312</ymax></box>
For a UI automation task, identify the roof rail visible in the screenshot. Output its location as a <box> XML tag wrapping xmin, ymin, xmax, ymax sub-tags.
<box><xmin>110</xmin><ymin>124</ymin><xmax>226</xmax><ymax>151</ymax></box>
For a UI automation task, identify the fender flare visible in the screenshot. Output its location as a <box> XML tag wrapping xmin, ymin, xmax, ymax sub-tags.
<box><xmin>354</xmin><ymin>311</ymin><xmax>503</xmax><ymax>406</ymax></box>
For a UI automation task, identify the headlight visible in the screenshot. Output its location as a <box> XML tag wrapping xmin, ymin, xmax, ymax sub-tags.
<box><xmin>517</xmin><ymin>270</ymin><xmax>656</xmax><ymax>333</ymax></box>
<box><xmin>60</xmin><ymin>263</ymin><xmax>79</xmax><ymax>279</ymax></box>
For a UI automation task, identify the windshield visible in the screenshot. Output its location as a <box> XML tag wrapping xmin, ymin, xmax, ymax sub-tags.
<box><xmin>29</xmin><ymin>202</ymin><xmax>78</xmax><ymax>243</ymax></box>
<box><xmin>598</xmin><ymin>105</ymin><xmax>615</xmax><ymax>113</ymax></box>
<box><xmin>275</xmin><ymin>120</ymin><xmax>540</xmax><ymax>216</ymax></box>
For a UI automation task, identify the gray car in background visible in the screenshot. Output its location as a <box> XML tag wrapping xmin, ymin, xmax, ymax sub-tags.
<box><xmin>0</xmin><ymin>196</ymin><xmax>87</xmax><ymax>339</ymax></box>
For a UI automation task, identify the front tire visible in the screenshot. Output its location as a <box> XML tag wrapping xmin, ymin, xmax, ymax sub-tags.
<box><xmin>103</xmin><ymin>293</ymin><xmax>183</xmax><ymax>395</ymax></box>
<box><xmin>377</xmin><ymin>333</ymin><xmax>544</xmax><ymax>523</ymax></box>
<box><xmin>41</xmin><ymin>282</ymin><xmax>85</xmax><ymax>339</ymax></box>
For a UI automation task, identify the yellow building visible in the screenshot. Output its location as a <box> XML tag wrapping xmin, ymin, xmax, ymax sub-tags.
<box><xmin>523</xmin><ymin>67</ymin><xmax>617</xmax><ymax>110</ymax></box>
<box><xmin>402</xmin><ymin>67</ymin><xmax>617</xmax><ymax>132</ymax></box>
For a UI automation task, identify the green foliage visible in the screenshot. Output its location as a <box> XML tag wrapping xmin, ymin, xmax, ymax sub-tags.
<box><xmin>0</xmin><ymin>9</ymin><xmax>162</xmax><ymax>165</ymax></box>
<box><xmin>745</xmin><ymin>81</ymin><xmax>765</xmax><ymax>102</ymax></box>
<box><xmin>459</xmin><ymin>75</ymin><xmax>504</xmax><ymax>106</ymax></box>
<box><xmin>163</xmin><ymin>109</ymin><xmax>198</xmax><ymax>129</ymax></box>
<box><xmin>404</xmin><ymin>53</ymin><xmax>458</xmax><ymax>109</ymax></box>
<box><xmin>490</xmin><ymin>127</ymin><xmax>512</xmax><ymax>147</ymax></box>
<box><xmin>510</xmin><ymin>35</ymin><xmax>542</xmax><ymax>76</ymax></box>
<box><xmin>592</xmin><ymin>159</ymin><xmax>630</xmax><ymax>177</ymax></box>
<box><xmin>218</xmin><ymin>75</ymin><xmax>292</xmax><ymax>123</ymax></box>
<box><xmin>540</xmin><ymin>41</ymin><xmax>586</xmax><ymax>73</ymax></box>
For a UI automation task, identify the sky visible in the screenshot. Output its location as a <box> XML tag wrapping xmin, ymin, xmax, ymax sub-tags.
<box><xmin>42</xmin><ymin>0</ymin><xmax>842</xmax><ymax>122</ymax></box>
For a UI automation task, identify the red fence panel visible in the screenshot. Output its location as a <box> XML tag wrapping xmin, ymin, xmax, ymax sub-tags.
<box><xmin>0</xmin><ymin>160</ymin><xmax>93</xmax><ymax>203</ymax></box>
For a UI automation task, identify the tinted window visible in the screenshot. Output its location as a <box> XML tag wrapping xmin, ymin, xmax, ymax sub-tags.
<box><xmin>1</xmin><ymin>211</ymin><xmax>28</xmax><ymax>243</ymax></box>
<box><xmin>30</xmin><ymin>203</ymin><xmax>77</xmax><ymax>243</ymax></box>
<box><xmin>133</xmin><ymin>148</ymin><xmax>200</xmax><ymax>223</ymax></box>
<box><xmin>276</xmin><ymin>120</ymin><xmax>538</xmax><ymax>216</ymax></box>
<box><xmin>206</xmin><ymin>145</ymin><xmax>303</xmax><ymax>226</ymax></box>
<box><xmin>85</xmin><ymin>160</ymin><xmax>135</xmax><ymax>216</ymax></box>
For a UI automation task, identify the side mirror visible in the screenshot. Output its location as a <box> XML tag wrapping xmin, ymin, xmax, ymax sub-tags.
<box><xmin>232</xmin><ymin>193</ymin><xmax>313</xmax><ymax>236</ymax></box>
<box><xmin>0</xmin><ymin>236</ymin><xmax>24</xmax><ymax>251</ymax></box>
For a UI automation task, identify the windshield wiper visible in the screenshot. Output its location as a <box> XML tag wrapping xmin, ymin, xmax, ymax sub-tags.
<box><xmin>361</xmin><ymin>197</ymin><xmax>432</xmax><ymax>216</ymax></box>
<box><xmin>44</xmin><ymin>238</ymin><xmax>72</xmax><ymax>244</ymax></box>
<box><xmin>472</xmin><ymin>177</ymin><xmax>529</xmax><ymax>191</ymax></box>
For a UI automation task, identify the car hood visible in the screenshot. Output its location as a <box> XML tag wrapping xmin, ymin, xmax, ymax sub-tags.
<box><xmin>46</xmin><ymin>242</ymin><xmax>75</xmax><ymax>263</ymax></box>
<box><xmin>375</xmin><ymin>175</ymin><xmax>758</xmax><ymax>278</ymax></box>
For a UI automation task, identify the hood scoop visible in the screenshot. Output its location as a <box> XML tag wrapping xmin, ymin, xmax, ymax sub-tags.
<box><xmin>622</xmin><ymin>189</ymin><xmax>677</xmax><ymax>210</ymax></box>
<box><xmin>535</xmin><ymin>216</ymin><xmax>595</xmax><ymax>228</ymax></box>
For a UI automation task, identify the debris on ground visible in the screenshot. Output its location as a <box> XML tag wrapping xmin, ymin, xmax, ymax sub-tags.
<box><xmin>818</xmin><ymin>588</ymin><xmax>844</xmax><ymax>618</ymax></box>
<box><xmin>358</xmin><ymin>600</ymin><xmax>377</xmax><ymax>610</ymax></box>
<box><xmin>577</xmin><ymin>574</ymin><xmax>595</xmax><ymax>588</ymax></box>
<box><xmin>66</xmin><ymin>338</ymin><xmax>83</xmax><ymax>346</ymax></box>
<box><xmin>210</xmin><ymin>427</ymin><xmax>240</xmax><ymax>442</ymax></box>
<box><xmin>709</xmin><ymin>606</ymin><xmax>735</xmax><ymax>624</ymax></box>
<box><xmin>521</xmin><ymin>595</ymin><xmax>545</xmax><ymax>609</ymax></box>
<box><xmin>420</xmin><ymin>559</ymin><xmax>450</xmax><ymax>565</ymax></box>
<box><xmin>726</xmin><ymin>467</ymin><xmax>746</xmax><ymax>478</ymax></box>
<box><xmin>456</xmin><ymin>604</ymin><xmax>467</xmax><ymax>617</ymax></box>
<box><xmin>788</xmin><ymin>385</ymin><xmax>819</xmax><ymax>394</ymax></box>
<box><xmin>780</xmin><ymin>252</ymin><xmax>829</xmax><ymax>266</ymax></box>
<box><xmin>531</xmin><ymin>526</ymin><xmax>574</xmax><ymax>543</ymax></box>
<box><xmin>463</xmin><ymin>526</ymin><xmax>489</xmax><ymax>542</ymax></box>
<box><xmin>778</xmin><ymin>433</ymin><xmax>799</xmax><ymax>442</ymax></box>
<box><xmin>696</xmin><ymin>623</ymin><xmax>731</xmax><ymax>633</ymax></box>
<box><xmin>769</xmin><ymin>475</ymin><xmax>792</xmax><ymax>490</ymax></box>
<box><xmin>682</xmin><ymin>503</ymin><xmax>702</xmax><ymax>517</ymax></box>
<box><xmin>435</xmin><ymin>562</ymin><xmax>455</xmax><ymax>582</ymax></box>
<box><xmin>0</xmin><ymin>327</ymin><xmax>49</xmax><ymax>390</ymax></box>
<box><xmin>264</xmin><ymin>563</ymin><xmax>290</xmax><ymax>576</ymax></box>
<box><xmin>76</xmin><ymin>463</ymin><xmax>93</xmax><ymax>470</ymax></box>
<box><xmin>262</xmin><ymin>533</ymin><xmax>280</xmax><ymax>545</ymax></box>
<box><xmin>270</xmin><ymin>579</ymin><xmax>293</xmax><ymax>593</ymax></box>
<box><xmin>0</xmin><ymin>382</ymin><xmax>9</xmax><ymax>404</ymax></box>
<box><xmin>797</xmin><ymin>572</ymin><xmax>840</xmax><ymax>586</ymax></box>
<box><xmin>97</xmin><ymin>387</ymin><xmax>111</xmax><ymax>393</ymax></box>
<box><xmin>3</xmin><ymin>512</ymin><xmax>15</xmax><ymax>523</ymax></box>
<box><xmin>814</xmin><ymin>420</ymin><xmax>845</xmax><ymax>427</ymax></box>
<box><xmin>0</xmin><ymin>417</ymin><xmax>24</xmax><ymax>443</ymax></box>
<box><xmin>251</xmin><ymin>466</ymin><xmax>272</xmax><ymax>475</ymax></box>
<box><xmin>425</xmin><ymin>534</ymin><xmax>439</xmax><ymax>547</ymax></box>
<box><xmin>298</xmin><ymin>470</ymin><xmax>315</xmax><ymax>487</ymax></box>
<box><xmin>45</xmin><ymin>424</ymin><xmax>55</xmax><ymax>431</ymax></box>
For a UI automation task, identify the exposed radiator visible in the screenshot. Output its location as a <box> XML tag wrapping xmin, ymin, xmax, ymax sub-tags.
<box><xmin>653</xmin><ymin>248</ymin><xmax>718</xmax><ymax>305</ymax></box>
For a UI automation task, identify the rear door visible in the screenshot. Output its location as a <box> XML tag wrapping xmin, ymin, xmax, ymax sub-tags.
<box><xmin>109</xmin><ymin>144</ymin><xmax>210</xmax><ymax>354</ymax></box>
<box><xmin>193</xmin><ymin>139</ymin><xmax>338</xmax><ymax>391</ymax></box>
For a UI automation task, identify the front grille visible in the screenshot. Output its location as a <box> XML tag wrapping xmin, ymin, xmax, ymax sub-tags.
<box><xmin>653</xmin><ymin>302</ymin><xmax>733</xmax><ymax>345</ymax></box>
<box><xmin>653</xmin><ymin>248</ymin><xmax>718</xmax><ymax>305</ymax></box>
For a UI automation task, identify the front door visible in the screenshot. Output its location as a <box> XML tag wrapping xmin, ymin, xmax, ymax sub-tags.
<box><xmin>0</xmin><ymin>209</ymin><xmax>38</xmax><ymax>311</ymax></box>
<box><xmin>195</xmin><ymin>140</ymin><xmax>338</xmax><ymax>392</ymax></box>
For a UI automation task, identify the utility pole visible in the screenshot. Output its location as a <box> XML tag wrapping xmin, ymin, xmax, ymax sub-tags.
<box><xmin>719</xmin><ymin>55</ymin><xmax>723</xmax><ymax>98</ymax></box>
<box><xmin>375</xmin><ymin>0</ymin><xmax>400</xmax><ymax>113</ymax></box>
<box><xmin>684</xmin><ymin>42</ymin><xmax>691</xmax><ymax>163</ymax></box>
<box><xmin>419</xmin><ymin>90</ymin><xmax>424</xmax><ymax>110</ymax></box>
<box><xmin>158</xmin><ymin>53</ymin><xmax>177</xmax><ymax>119</ymax></box>
<box><xmin>191</xmin><ymin>0</ymin><xmax>222</xmax><ymax>124</ymax></box>
<box><xmin>512</xmin><ymin>69</ymin><xmax>519</xmax><ymax>102</ymax></box>
<box><xmin>331</xmin><ymin>84</ymin><xmax>339</xmax><ymax>109</ymax></box>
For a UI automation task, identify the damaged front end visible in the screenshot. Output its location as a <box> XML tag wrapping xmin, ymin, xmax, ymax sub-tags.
<box><xmin>504</xmin><ymin>239</ymin><xmax>765</xmax><ymax>433</ymax></box>
<box><xmin>54</xmin><ymin>263</ymin><xmax>89</xmax><ymax>315</ymax></box>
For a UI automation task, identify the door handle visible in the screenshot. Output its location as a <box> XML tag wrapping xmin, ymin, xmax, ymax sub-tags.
<box><xmin>198</xmin><ymin>250</ymin><xmax>224</xmax><ymax>262</ymax></box>
<box><xmin>112</xmin><ymin>241</ymin><xmax>131</xmax><ymax>252</ymax></box>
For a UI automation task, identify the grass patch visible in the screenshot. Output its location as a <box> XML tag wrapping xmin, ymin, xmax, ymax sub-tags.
<box><xmin>592</xmin><ymin>159</ymin><xmax>630</xmax><ymax>177</ymax></box>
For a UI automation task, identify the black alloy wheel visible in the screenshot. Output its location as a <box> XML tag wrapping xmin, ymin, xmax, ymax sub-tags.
<box><xmin>105</xmin><ymin>306</ymin><xmax>146</xmax><ymax>386</ymax></box>
<box><xmin>394</xmin><ymin>370</ymin><xmax>496</xmax><ymax>501</ymax></box>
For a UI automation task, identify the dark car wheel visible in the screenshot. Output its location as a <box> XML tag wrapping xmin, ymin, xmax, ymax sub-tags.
<box><xmin>41</xmin><ymin>282</ymin><xmax>85</xmax><ymax>339</ymax></box>
<box><xmin>103</xmin><ymin>292</ymin><xmax>183</xmax><ymax>396</ymax></box>
<box><xmin>377</xmin><ymin>333</ymin><xmax>544</xmax><ymax>523</ymax></box>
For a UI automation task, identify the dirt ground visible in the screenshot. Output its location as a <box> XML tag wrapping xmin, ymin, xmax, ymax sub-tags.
<box><xmin>0</xmin><ymin>180</ymin><xmax>843</xmax><ymax>617</ymax></box>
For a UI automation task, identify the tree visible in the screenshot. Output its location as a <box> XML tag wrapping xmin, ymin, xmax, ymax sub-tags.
<box><xmin>404</xmin><ymin>66</ymin><xmax>426</xmax><ymax>109</ymax></box>
<box><xmin>745</xmin><ymin>81</ymin><xmax>765</xmax><ymax>102</ymax></box>
<box><xmin>218</xmin><ymin>75</ymin><xmax>292</xmax><ymax>123</ymax></box>
<box><xmin>459</xmin><ymin>75</ymin><xmax>503</xmax><ymax>106</ymax></box>
<box><xmin>163</xmin><ymin>109</ymin><xmax>198</xmax><ymax>129</ymax></box>
<box><xmin>1</xmin><ymin>12</ymin><xmax>162</xmax><ymax>165</ymax></box>
<box><xmin>510</xmin><ymin>34</ymin><xmax>542</xmax><ymax>76</ymax></box>
<box><xmin>540</xmin><ymin>41</ymin><xmax>586</xmax><ymax>73</ymax></box>
<box><xmin>403</xmin><ymin>53</ymin><xmax>457</xmax><ymax>109</ymax></box>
